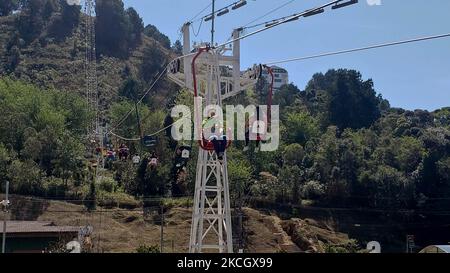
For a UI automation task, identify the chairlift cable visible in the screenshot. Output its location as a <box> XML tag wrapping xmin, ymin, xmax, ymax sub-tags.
<box><xmin>242</xmin><ymin>0</ymin><xmax>296</xmax><ymax>29</ymax></box>
<box><xmin>191</xmin><ymin>0</ymin><xmax>251</xmax><ymax>24</ymax></box>
<box><xmin>219</xmin><ymin>0</ymin><xmax>344</xmax><ymax>49</ymax></box>
<box><xmin>110</xmin><ymin>117</ymin><xmax>189</xmax><ymax>142</ymax></box>
<box><xmin>264</xmin><ymin>32</ymin><xmax>450</xmax><ymax>65</ymax></box>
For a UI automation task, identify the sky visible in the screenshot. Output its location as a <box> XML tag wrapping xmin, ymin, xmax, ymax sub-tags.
<box><xmin>121</xmin><ymin>0</ymin><xmax>450</xmax><ymax>111</ymax></box>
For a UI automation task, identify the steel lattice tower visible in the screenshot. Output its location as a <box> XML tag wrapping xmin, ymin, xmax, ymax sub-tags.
<box><xmin>168</xmin><ymin>25</ymin><xmax>256</xmax><ymax>253</ymax></box>
<box><xmin>85</xmin><ymin>0</ymin><xmax>99</xmax><ymax>140</ymax></box>
<box><xmin>84</xmin><ymin>0</ymin><xmax>104</xmax><ymax>176</ymax></box>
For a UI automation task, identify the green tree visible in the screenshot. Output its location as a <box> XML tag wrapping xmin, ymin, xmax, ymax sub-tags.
<box><xmin>5</xmin><ymin>46</ymin><xmax>21</xmax><ymax>72</ymax></box>
<box><xmin>228</xmin><ymin>157</ymin><xmax>252</xmax><ymax>207</ymax></box>
<box><xmin>0</xmin><ymin>0</ymin><xmax>19</xmax><ymax>16</ymax></box>
<box><xmin>283</xmin><ymin>143</ymin><xmax>304</xmax><ymax>166</ymax></box>
<box><xmin>172</xmin><ymin>40</ymin><xmax>182</xmax><ymax>55</ymax></box>
<box><xmin>140</xmin><ymin>42</ymin><xmax>167</xmax><ymax>83</ymax></box>
<box><xmin>95</xmin><ymin>0</ymin><xmax>129</xmax><ymax>58</ymax></box>
<box><xmin>16</xmin><ymin>0</ymin><xmax>46</xmax><ymax>43</ymax></box>
<box><xmin>278</xmin><ymin>165</ymin><xmax>303</xmax><ymax>204</ymax></box>
<box><xmin>305</xmin><ymin>69</ymin><xmax>383</xmax><ymax>129</ymax></box>
<box><xmin>52</xmin><ymin>133</ymin><xmax>84</xmax><ymax>186</ymax></box>
<box><xmin>47</xmin><ymin>0</ymin><xmax>81</xmax><ymax>41</ymax></box>
<box><xmin>119</xmin><ymin>77</ymin><xmax>141</xmax><ymax>101</ymax></box>
<box><xmin>85</xmin><ymin>179</ymin><xmax>97</xmax><ymax>211</ymax></box>
<box><xmin>7</xmin><ymin>159</ymin><xmax>44</xmax><ymax>195</ymax></box>
<box><xmin>273</xmin><ymin>84</ymin><xmax>300</xmax><ymax>109</ymax></box>
<box><xmin>126</xmin><ymin>7</ymin><xmax>144</xmax><ymax>48</ymax></box>
<box><xmin>0</xmin><ymin>144</ymin><xmax>12</xmax><ymax>185</ymax></box>
<box><xmin>284</xmin><ymin>111</ymin><xmax>320</xmax><ymax>145</ymax></box>
<box><xmin>144</xmin><ymin>24</ymin><xmax>171</xmax><ymax>49</ymax></box>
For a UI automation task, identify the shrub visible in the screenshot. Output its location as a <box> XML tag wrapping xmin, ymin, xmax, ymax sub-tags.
<box><xmin>325</xmin><ymin>240</ymin><xmax>360</xmax><ymax>253</ymax></box>
<box><xmin>43</xmin><ymin>176</ymin><xmax>68</xmax><ymax>198</ymax></box>
<box><xmin>302</xmin><ymin>181</ymin><xmax>326</xmax><ymax>200</ymax></box>
<box><xmin>136</xmin><ymin>244</ymin><xmax>160</xmax><ymax>253</ymax></box>
<box><xmin>97</xmin><ymin>191</ymin><xmax>140</xmax><ymax>209</ymax></box>
<box><xmin>98</xmin><ymin>177</ymin><xmax>117</xmax><ymax>193</ymax></box>
<box><xmin>8</xmin><ymin>160</ymin><xmax>45</xmax><ymax>196</ymax></box>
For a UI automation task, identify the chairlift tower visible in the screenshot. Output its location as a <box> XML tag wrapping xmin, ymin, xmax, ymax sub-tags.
<box><xmin>85</xmin><ymin>0</ymin><xmax>99</xmax><ymax>140</ymax></box>
<box><xmin>84</xmin><ymin>0</ymin><xmax>104</xmax><ymax>175</ymax></box>
<box><xmin>168</xmin><ymin>24</ymin><xmax>255</xmax><ymax>253</ymax></box>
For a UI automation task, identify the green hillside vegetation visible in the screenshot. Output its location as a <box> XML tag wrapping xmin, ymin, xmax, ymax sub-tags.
<box><xmin>0</xmin><ymin>0</ymin><xmax>179</xmax><ymax>114</ymax></box>
<box><xmin>0</xmin><ymin>1</ymin><xmax>450</xmax><ymax>251</ymax></box>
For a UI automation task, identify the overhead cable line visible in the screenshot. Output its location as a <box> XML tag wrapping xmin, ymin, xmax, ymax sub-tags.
<box><xmin>107</xmin><ymin>49</ymin><xmax>200</xmax><ymax>136</ymax></box>
<box><xmin>242</xmin><ymin>0</ymin><xmax>296</xmax><ymax>28</ymax></box>
<box><xmin>110</xmin><ymin>117</ymin><xmax>189</xmax><ymax>142</ymax></box>
<box><xmin>219</xmin><ymin>0</ymin><xmax>355</xmax><ymax>48</ymax></box>
<box><xmin>191</xmin><ymin>19</ymin><xmax>204</xmax><ymax>37</ymax></box>
<box><xmin>264</xmin><ymin>32</ymin><xmax>450</xmax><ymax>65</ymax></box>
<box><xmin>190</xmin><ymin>0</ymin><xmax>250</xmax><ymax>23</ymax></box>
<box><xmin>188</xmin><ymin>2</ymin><xmax>213</xmax><ymax>22</ymax></box>
<box><xmin>107</xmin><ymin>64</ymin><xmax>169</xmax><ymax>135</ymax></box>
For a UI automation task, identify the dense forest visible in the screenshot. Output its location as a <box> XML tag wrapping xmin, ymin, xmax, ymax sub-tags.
<box><xmin>1</xmin><ymin>0</ymin><xmax>450</xmax><ymax>219</ymax></box>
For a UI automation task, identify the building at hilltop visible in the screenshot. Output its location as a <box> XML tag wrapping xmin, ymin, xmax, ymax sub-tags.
<box><xmin>262</xmin><ymin>66</ymin><xmax>289</xmax><ymax>91</ymax></box>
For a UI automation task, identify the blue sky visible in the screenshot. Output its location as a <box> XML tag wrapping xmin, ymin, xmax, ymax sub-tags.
<box><xmin>122</xmin><ymin>0</ymin><xmax>450</xmax><ymax>111</ymax></box>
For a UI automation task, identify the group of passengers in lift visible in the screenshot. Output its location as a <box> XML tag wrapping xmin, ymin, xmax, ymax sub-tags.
<box><xmin>200</xmin><ymin>107</ymin><xmax>268</xmax><ymax>159</ymax></box>
<box><xmin>95</xmin><ymin>143</ymin><xmax>159</xmax><ymax>169</ymax></box>
<box><xmin>201</xmin><ymin>110</ymin><xmax>229</xmax><ymax>161</ymax></box>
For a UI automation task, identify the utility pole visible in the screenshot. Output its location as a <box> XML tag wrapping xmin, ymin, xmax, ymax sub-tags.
<box><xmin>2</xmin><ymin>181</ymin><xmax>9</xmax><ymax>254</ymax></box>
<box><xmin>134</xmin><ymin>100</ymin><xmax>144</xmax><ymax>152</ymax></box>
<box><xmin>211</xmin><ymin>0</ymin><xmax>215</xmax><ymax>45</ymax></box>
<box><xmin>160</xmin><ymin>205</ymin><xmax>164</xmax><ymax>253</ymax></box>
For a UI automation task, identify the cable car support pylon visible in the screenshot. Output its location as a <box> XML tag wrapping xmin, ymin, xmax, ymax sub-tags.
<box><xmin>167</xmin><ymin>24</ymin><xmax>256</xmax><ymax>253</ymax></box>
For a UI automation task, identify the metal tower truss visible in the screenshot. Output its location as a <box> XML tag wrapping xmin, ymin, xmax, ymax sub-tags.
<box><xmin>168</xmin><ymin>24</ymin><xmax>258</xmax><ymax>253</ymax></box>
<box><xmin>168</xmin><ymin>24</ymin><xmax>256</xmax><ymax>98</ymax></box>
<box><xmin>84</xmin><ymin>0</ymin><xmax>105</xmax><ymax>173</ymax></box>
<box><xmin>85</xmin><ymin>0</ymin><xmax>99</xmax><ymax>142</ymax></box>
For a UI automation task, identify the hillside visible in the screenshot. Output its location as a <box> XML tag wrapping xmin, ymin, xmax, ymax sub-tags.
<box><xmin>0</xmin><ymin>13</ymin><xmax>177</xmax><ymax>114</ymax></box>
<box><xmin>1</xmin><ymin>195</ymin><xmax>357</xmax><ymax>253</ymax></box>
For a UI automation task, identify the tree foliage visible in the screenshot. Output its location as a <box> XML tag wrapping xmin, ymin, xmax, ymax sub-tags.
<box><xmin>96</xmin><ymin>0</ymin><xmax>144</xmax><ymax>58</ymax></box>
<box><xmin>144</xmin><ymin>24</ymin><xmax>171</xmax><ymax>49</ymax></box>
<box><xmin>0</xmin><ymin>0</ymin><xmax>19</xmax><ymax>16</ymax></box>
<box><xmin>0</xmin><ymin>78</ymin><xmax>89</xmax><ymax>196</ymax></box>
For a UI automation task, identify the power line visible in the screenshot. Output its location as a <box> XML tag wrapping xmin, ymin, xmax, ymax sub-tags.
<box><xmin>264</xmin><ymin>32</ymin><xmax>450</xmax><ymax>65</ymax></box>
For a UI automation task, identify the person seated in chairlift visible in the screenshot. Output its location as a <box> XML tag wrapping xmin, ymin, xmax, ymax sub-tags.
<box><xmin>148</xmin><ymin>152</ymin><xmax>159</xmax><ymax>168</ymax></box>
<box><xmin>132</xmin><ymin>153</ymin><xmax>141</xmax><ymax>164</ymax></box>
<box><xmin>175</xmin><ymin>148</ymin><xmax>183</xmax><ymax>168</ymax></box>
<box><xmin>202</xmin><ymin>110</ymin><xmax>228</xmax><ymax>161</ymax></box>
<box><xmin>244</xmin><ymin>106</ymin><xmax>266</xmax><ymax>152</ymax></box>
<box><xmin>106</xmin><ymin>149</ymin><xmax>115</xmax><ymax>161</ymax></box>
<box><xmin>181</xmin><ymin>147</ymin><xmax>190</xmax><ymax>159</ymax></box>
<box><xmin>175</xmin><ymin>150</ymin><xmax>189</xmax><ymax>169</ymax></box>
<box><xmin>118</xmin><ymin>143</ymin><xmax>129</xmax><ymax>160</ymax></box>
